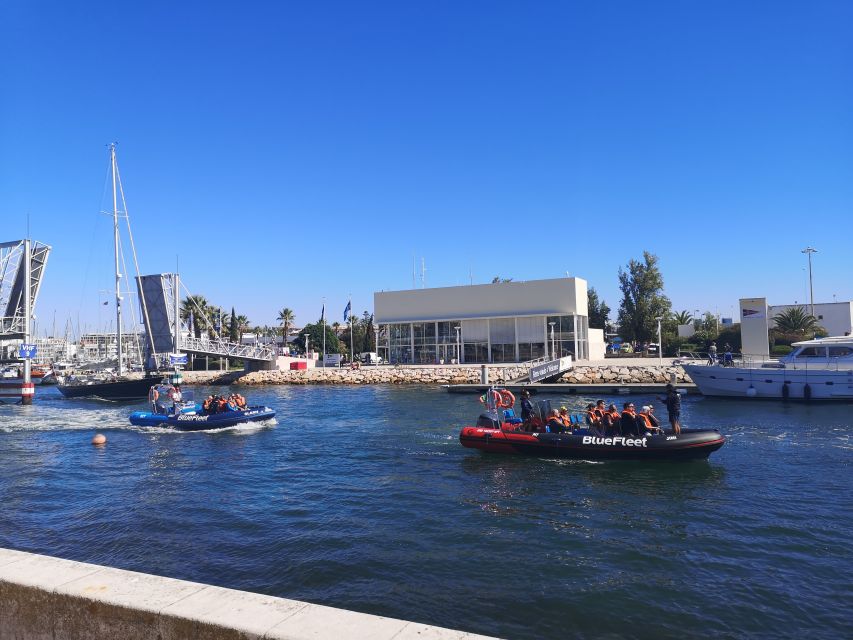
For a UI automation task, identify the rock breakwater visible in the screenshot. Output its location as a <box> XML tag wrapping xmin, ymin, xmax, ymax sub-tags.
<box><xmin>200</xmin><ymin>365</ymin><xmax>692</xmax><ymax>386</ymax></box>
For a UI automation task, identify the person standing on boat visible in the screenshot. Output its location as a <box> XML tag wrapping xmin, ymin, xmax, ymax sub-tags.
<box><xmin>707</xmin><ymin>342</ymin><xmax>718</xmax><ymax>365</ymax></box>
<box><xmin>663</xmin><ymin>383</ymin><xmax>682</xmax><ymax>434</ymax></box>
<box><xmin>520</xmin><ymin>389</ymin><xmax>534</xmax><ymax>425</ymax></box>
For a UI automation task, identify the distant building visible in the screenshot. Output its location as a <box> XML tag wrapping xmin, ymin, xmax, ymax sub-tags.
<box><xmin>768</xmin><ymin>301</ymin><xmax>852</xmax><ymax>337</ymax></box>
<box><xmin>374</xmin><ymin>277</ymin><xmax>594</xmax><ymax>364</ymax></box>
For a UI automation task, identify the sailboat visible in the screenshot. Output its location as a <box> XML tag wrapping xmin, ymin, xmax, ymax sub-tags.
<box><xmin>57</xmin><ymin>144</ymin><xmax>161</xmax><ymax>401</ymax></box>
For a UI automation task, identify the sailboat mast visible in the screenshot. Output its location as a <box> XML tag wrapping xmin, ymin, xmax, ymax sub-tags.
<box><xmin>110</xmin><ymin>143</ymin><xmax>123</xmax><ymax>376</ymax></box>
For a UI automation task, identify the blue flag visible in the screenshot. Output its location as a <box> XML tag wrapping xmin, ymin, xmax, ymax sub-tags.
<box><xmin>343</xmin><ymin>300</ymin><xmax>351</xmax><ymax>321</ymax></box>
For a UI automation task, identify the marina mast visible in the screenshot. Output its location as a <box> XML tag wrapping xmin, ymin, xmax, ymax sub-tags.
<box><xmin>110</xmin><ymin>143</ymin><xmax>123</xmax><ymax>376</ymax></box>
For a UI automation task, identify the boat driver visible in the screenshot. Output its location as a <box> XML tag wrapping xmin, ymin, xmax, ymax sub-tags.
<box><xmin>520</xmin><ymin>390</ymin><xmax>534</xmax><ymax>425</ymax></box>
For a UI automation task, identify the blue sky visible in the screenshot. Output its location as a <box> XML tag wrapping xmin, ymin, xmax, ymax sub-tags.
<box><xmin>2</xmin><ymin>1</ymin><xmax>851</xmax><ymax>334</ymax></box>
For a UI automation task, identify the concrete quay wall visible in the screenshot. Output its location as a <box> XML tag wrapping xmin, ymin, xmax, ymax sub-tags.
<box><xmin>0</xmin><ymin>547</ymin><xmax>496</xmax><ymax>640</ymax></box>
<box><xmin>222</xmin><ymin>364</ymin><xmax>692</xmax><ymax>386</ymax></box>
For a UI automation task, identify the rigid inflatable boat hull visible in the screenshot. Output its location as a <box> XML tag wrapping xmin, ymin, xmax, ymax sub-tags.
<box><xmin>129</xmin><ymin>406</ymin><xmax>276</xmax><ymax>431</ymax></box>
<box><xmin>459</xmin><ymin>427</ymin><xmax>725</xmax><ymax>461</ymax></box>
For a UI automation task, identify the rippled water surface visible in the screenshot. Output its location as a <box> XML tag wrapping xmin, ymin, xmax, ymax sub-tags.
<box><xmin>1</xmin><ymin>385</ymin><xmax>851</xmax><ymax>639</ymax></box>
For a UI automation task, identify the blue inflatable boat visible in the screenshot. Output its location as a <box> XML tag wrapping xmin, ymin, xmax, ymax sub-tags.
<box><xmin>129</xmin><ymin>384</ymin><xmax>276</xmax><ymax>431</ymax></box>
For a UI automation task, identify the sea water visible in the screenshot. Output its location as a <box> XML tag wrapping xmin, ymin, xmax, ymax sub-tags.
<box><xmin>0</xmin><ymin>385</ymin><xmax>850</xmax><ymax>639</ymax></box>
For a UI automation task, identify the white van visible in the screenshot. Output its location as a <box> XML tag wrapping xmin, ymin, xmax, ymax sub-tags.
<box><xmin>360</xmin><ymin>352</ymin><xmax>384</xmax><ymax>365</ymax></box>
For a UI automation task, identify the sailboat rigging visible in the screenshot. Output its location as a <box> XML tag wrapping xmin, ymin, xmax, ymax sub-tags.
<box><xmin>57</xmin><ymin>144</ymin><xmax>161</xmax><ymax>401</ymax></box>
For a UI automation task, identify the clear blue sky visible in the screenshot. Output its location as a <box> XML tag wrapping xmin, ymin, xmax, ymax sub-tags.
<box><xmin>2</xmin><ymin>1</ymin><xmax>851</xmax><ymax>335</ymax></box>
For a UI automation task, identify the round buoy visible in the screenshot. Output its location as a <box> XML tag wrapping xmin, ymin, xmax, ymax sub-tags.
<box><xmin>746</xmin><ymin>385</ymin><xmax>757</xmax><ymax>398</ymax></box>
<box><xmin>91</xmin><ymin>434</ymin><xmax>107</xmax><ymax>446</ymax></box>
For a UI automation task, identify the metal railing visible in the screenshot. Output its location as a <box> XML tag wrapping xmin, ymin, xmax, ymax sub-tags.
<box><xmin>180</xmin><ymin>335</ymin><xmax>276</xmax><ymax>361</ymax></box>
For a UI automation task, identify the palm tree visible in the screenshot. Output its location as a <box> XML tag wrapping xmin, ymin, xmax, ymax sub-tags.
<box><xmin>236</xmin><ymin>315</ymin><xmax>250</xmax><ymax>342</ymax></box>
<box><xmin>673</xmin><ymin>310</ymin><xmax>694</xmax><ymax>325</ymax></box>
<box><xmin>277</xmin><ymin>308</ymin><xmax>295</xmax><ymax>343</ymax></box>
<box><xmin>180</xmin><ymin>295</ymin><xmax>209</xmax><ymax>339</ymax></box>
<box><xmin>773</xmin><ymin>306</ymin><xmax>821</xmax><ymax>334</ymax></box>
<box><xmin>332</xmin><ymin>321</ymin><xmax>342</xmax><ymax>336</ymax></box>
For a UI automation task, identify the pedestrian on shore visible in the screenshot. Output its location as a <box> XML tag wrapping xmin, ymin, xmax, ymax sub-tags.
<box><xmin>663</xmin><ymin>383</ymin><xmax>682</xmax><ymax>434</ymax></box>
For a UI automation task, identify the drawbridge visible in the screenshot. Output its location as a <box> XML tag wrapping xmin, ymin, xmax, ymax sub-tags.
<box><xmin>1</xmin><ymin>240</ymin><xmax>51</xmax><ymax>364</ymax></box>
<box><xmin>136</xmin><ymin>273</ymin><xmax>275</xmax><ymax>366</ymax></box>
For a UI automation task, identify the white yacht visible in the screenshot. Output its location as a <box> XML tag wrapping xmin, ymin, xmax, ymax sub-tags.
<box><xmin>682</xmin><ymin>336</ymin><xmax>853</xmax><ymax>400</ymax></box>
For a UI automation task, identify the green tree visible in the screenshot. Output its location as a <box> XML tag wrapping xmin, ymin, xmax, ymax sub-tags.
<box><xmin>229</xmin><ymin>307</ymin><xmax>239</xmax><ymax>342</ymax></box>
<box><xmin>491</xmin><ymin>276</ymin><xmax>513</xmax><ymax>283</ymax></box>
<box><xmin>363</xmin><ymin>314</ymin><xmax>376</xmax><ymax>354</ymax></box>
<box><xmin>277</xmin><ymin>308</ymin><xmax>295</xmax><ymax>342</ymax></box>
<box><xmin>587</xmin><ymin>287</ymin><xmax>611</xmax><ymax>330</ymax></box>
<box><xmin>180</xmin><ymin>295</ymin><xmax>209</xmax><ymax>339</ymax></box>
<box><xmin>236</xmin><ymin>314</ymin><xmax>250</xmax><ymax>342</ymax></box>
<box><xmin>673</xmin><ymin>310</ymin><xmax>694</xmax><ymax>325</ymax></box>
<box><xmin>292</xmin><ymin>322</ymin><xmax>341</xmax><ymax>355</ymax></box>
<box><xmin>772</xmin><ymin>306</ymin><xmax>822</xmax><ymax>335</ymax></box>
<box><xmin>616</xmin><ymin>251</ymin><xmax>672</xmax><ymax>343</ymax></box>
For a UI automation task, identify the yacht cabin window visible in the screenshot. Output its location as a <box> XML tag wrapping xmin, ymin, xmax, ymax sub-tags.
<box><xmin>796</xmin><ymin>347</ymin><xmax>826</xmax><ymax>358</ymax></box>
<box><xmin>827</xmin><ymin>346</ymin><xmax>853</xmax><ymax>358</ymax></box>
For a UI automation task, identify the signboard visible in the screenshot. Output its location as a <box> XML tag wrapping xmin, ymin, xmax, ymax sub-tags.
<box><xmin>169</xmin><ymin>353</ymin><xmax>188</xmax><ymax>366</ymax></box>
<box><xmin>18</xmin><ymin>343</ymin><xmax>37</xmax><ymax>359</ymax></box>
<box><xmin>323</xmin><ymin>353</ymin><xmax>343</xmax><ymax>367</ymax></box>
<box><xmin>529</xmin><ymin>356</ymin><xmax>572</xmax><ymax>383</ymax></box>
<box><xmin>740</xmin><ymin>297</ymin><xmax>770</xmax><ymax>358</ymax></box>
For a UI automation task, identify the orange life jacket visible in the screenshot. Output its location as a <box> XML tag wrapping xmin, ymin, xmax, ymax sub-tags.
<box><xmin>638</xmin><ymin>414</ymin><xmax>654</xmax><ymax>429</ymax></box>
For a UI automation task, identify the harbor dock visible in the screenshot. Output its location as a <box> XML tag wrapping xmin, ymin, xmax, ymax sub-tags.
<box><xmin>0</xmin><ymin>547</ymin><xmax>496</xmax><ymax>640</ymax></box>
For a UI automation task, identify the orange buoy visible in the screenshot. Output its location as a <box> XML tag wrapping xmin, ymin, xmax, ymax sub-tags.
<box><xmin>91</xmin><ymin>434</ymin><xmax>107</xmax><ymax>446</ymax></box>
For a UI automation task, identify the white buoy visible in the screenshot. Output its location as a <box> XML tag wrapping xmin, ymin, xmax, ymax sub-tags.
<box><xmin>91</xmin><ymin>434</ymin><xmax>107</xmax><ymax>446</ymax></box>
<box><xmin>746</xmin><ymin>386</ymin><xmax>757</xmax><ymax>398</ymax></box>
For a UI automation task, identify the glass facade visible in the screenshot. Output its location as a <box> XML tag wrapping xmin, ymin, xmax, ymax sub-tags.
<box><xmin>378</xmin><ymin>314</ymin><xmax>588</xmax><ymax>364</ymax></box>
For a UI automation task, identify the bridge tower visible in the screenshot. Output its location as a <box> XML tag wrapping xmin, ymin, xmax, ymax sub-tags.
<box><xmin>0</xmin><ymin>239</ymin><xmax>51</xmax><ymax>404</ymax></box>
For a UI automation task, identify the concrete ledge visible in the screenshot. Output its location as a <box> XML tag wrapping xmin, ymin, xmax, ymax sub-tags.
<box><xmin>0</xmin><ymin>548</ymin><xmax>498</xmax><ymax>640</ymax></box>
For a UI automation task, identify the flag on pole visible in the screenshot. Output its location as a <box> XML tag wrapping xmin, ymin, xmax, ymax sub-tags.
<box><xmin>320</xmin><ymin>303</ymin><xmax>325</xmax><ymax>323</ymax></box>
<box><xmin>343</xmin><ymin>300</ymin><xmax>351</xmax><ymax>321</ymax></box>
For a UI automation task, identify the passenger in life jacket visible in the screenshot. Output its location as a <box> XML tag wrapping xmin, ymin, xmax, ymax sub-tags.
<box><xmin>558</xmin><ymin>406</ymin><xmax>571</xmax><ymax>427</ymax></box>
<box><xmin>234</xmin><ymin>393</ymin><xmax>247</xmax><ymax>409</ymax></box>
<box><xmin>594</xmin><ymin>400</ymin><xmax>606</xmax><ymax>420</ymax></box>
<box><xmin>620</xmin><ymin>402</ymin><xmax>639</xmax><ymax>436</ymax></box>
<box><xmin>546</xmin><ymin>409</ymin><xmax>566</xmax><ymax>433</ymax></box>
<box><xmin>637</xmin><ymin>406</ymin><xmax>663</xmax><ymax>435</ymax></box>
<box><xmin>202</xmin><ymin>395</ymin><xmax>214</xmax><ymax>414</ymax></box>
<box><xmin>585</xmin><ymin>404</ymin><xmax>600</xmax><ymax>428</ymax></box>
<box><xmin>602</xmin><ymin>404</ymin><xmax>621</xmax><ymax>436</ymax></box>
<box><xmin>216</xmin><ymin>396</ymin><xmax>228</xmax><ymax>413</ymax></box>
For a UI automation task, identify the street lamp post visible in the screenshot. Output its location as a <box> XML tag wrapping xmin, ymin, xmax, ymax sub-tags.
<box><xmin>548</xmin><ymin>321</ymin><xmax>556</xmax><ymax>360</ymax></box>
<box><xmin>802</xmin><ymin>247</ymin><xmax>817</xmax><ymax>318</ymax></box>
<box><xmin>303</xmin><ymin>333</ymin><xmax>310</xmax><ymax>359</ymax></box>
<box><xmin>655</xmin><ymin>316</ymin><xmax>663</xmax><ymax>367</ymax></box>
<box><xmin>454</xmin><ymin>326</ymin><xmax>461</xmax><ymax>364</ymax></box>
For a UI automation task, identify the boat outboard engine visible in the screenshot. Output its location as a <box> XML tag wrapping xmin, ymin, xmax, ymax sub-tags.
<box><xmin>476</xmin><ymin>411</ymin><xmax>502</xmax><ymax>429</ymax></box>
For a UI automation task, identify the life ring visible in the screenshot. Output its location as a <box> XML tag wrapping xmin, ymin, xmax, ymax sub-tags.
<box><xmin>479</xmin><ymin>389</ymin><xmax>502</xmax><ymax>406</ymax></box>
<box><xmin>498</xmin><ymin>389</ymin><xmax>515</xmax><ymax>408</ymax></box>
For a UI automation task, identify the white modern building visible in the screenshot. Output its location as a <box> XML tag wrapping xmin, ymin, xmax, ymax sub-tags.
<box><xmin>768</xmin><ymin>301</ymin><xmax>852</xmax><ymax>337</ymax></box>
<box><xmin>374</xmin><ymin>277</ymin><xmax>594</xmax><ymax>364</ymax></box>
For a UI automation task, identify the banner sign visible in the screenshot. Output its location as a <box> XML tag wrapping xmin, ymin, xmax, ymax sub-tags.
<box><xmin>169</xmin><ymin>353</ymin><xmax>188</xmax><ymax>366</ymax></box>
<box><xmin>18</xmin><ymin>343</ymin><xmax>37</xmax><ymax>359</ymax></box>
<box><xmin>529</xmin><ymin>356</ymin><xmax>572</xmax><ymax>383</ymax></box>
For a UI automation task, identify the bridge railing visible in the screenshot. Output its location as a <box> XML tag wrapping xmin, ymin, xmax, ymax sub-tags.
<box><xmin>180</xmin><ymin>335</ymin><xmax>276</xmax><ymax>361</ymax></box>
<box><xmin>0</xmin><ymin>316</ymin><xmax>25</xmax><ymax>337</ymax></box>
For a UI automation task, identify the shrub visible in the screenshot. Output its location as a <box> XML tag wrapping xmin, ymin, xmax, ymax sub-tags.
<box><xmin>771</xmin><ymin>345</ymin><xmax>793</xmax><ymax>355</ymax></box>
